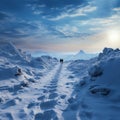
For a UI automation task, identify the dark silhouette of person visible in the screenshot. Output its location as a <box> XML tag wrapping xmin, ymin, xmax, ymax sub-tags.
<box><xmin>60</xmin><ymin>59</ymin><xmax>63</xmax><ymax>63</ymax></box>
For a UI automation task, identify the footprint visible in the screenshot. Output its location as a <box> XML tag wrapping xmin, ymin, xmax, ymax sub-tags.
<box><xmin>18</xmin><ymin>109</ymin><xmax>27</xmax><ymax>119</ymax></box>
<box><xmin>68</xmin><ymin>97</ymin><xmax>75</xmax><ymax>104</ymax></box>
<box><xmin>35</xmin><ymin>113</ymin><xmax>43</xmax><ymax>120</ymax></box>
<box><xmin>47</xmin><ymin>85</ymin><xmax>57</xmax><ymax>89</ymax></box>
<box><xmin>0</xmin><ymin>113</ymin><xmax>13</xmax><ymax>120</ymax></box>
<box><xmin>68</xmin><ymin>75</ymin><xmax>74</xmax><ymax>79</ymax></box>
<box><xmin>49</xmin><ymin>93</ymin><xmax>58</xmax><ymax>99</ymax></box>
<box><xmin>60</xmin><ymin>95</ymin><xmax>66</xmax><ymax>99</ymax></box>
<box><xmin>40</xmin><ymin>100</ymin><xmax>56</xmax><ymax>110</ymax></box>
<box><xmin>49</xmin><ymin>88</ymin><xmax>56</xmax><ymax>92</ymax></box>
<box><xmin>27</xmin><ymin>102</ymin><xmax>39</xmax><ymax>109</ymax></box>
<box><xmin>37</xmin><ymin>96</ymin><xmax>45</xmax><ymax>101</ymax></box>
<box><xmin>42</xmin><ymin>89</ymin><xmax>48</xmax><ymax>93</ymax></box>
<box><xmin>44</xmin><ymin>85</ymin><xmax>50</xmax><ymax>88</ymax></box>
<box><xmin>49</xmin><ymin>83</ymin><xmax>56</xmax><ymax>86</ymax></box>
<box><xmin>2</xmin><ymin>98</ymin><xmax>21</xmax><ymax>109</ymax></box>
<box><xmin>35</xmin><ymin>110</ymin><xmax>58</xmax><ymax>120</ymax></box>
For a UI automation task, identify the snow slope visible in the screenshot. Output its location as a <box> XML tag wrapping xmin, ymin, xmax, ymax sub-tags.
<box><xmin>0</xmin><ymin>42</ymin><xmax>58</xmax><ymax>80</ymax></box>
<box><xmin>0</xmin><ymin>42</ymin><xmax>120</xmax><ymax>120</ymax></box>
<box><xmin>66</xmin><ymin>47</ymin><xmax>120</xmax><ymax>120</ymax></box>
<box><xmin>0</xmin><ymin>42</ymin><xmax>77</xmax><ymax>120</ymax></box>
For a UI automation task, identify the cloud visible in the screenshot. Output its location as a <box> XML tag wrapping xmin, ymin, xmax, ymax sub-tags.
<box><xmin>28</xmin><ymin>0</ymin><xmax>88</xmax><ymax>18</ymax></box>
<box><xmin>0</xmin><ymin>19</ymin><xmax>40</xmax><ymax>41</ymax></box>
<box><xmin>90</xmin><ymin>0</ymin><xmax>120</xmax><ymax>18</ymax></box>
<box><xmin>0</xmin><ymin>11</ymin><xmax>9</xmax><ymax>21</ymax></box>
<box><xmin>49</xmin><ymin>5</ymin><xmax>97</xmax><ymax>21</ymax></box>
<box><xmin>31</xmin><ymin>0</ymin><xmax>86</xmax><ymax>9</ymax></box>
<box><xmin>82</xmin><ymin>14</ymin><xmax>120</xmax><ymax>33</ymax></box>
<box><xmin>113</xmin><ymin>7</ymin><xmax>120</xmax><ymax>13</ymax></box>
<box><xmin>54</xmin><ymin>24</ymin><xmax>92</xmax><ymax>38</ymax></box>
<box><xmin>28</xmin><ymin>0</ymin><xmax>120</xmax><ymax>20</ymax></box>
<box><xmin>0</xmin><ymin>0</ymin><xmax>120</xmax><ymax>52</ymax></box>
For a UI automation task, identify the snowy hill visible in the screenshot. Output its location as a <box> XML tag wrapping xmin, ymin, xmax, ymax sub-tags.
<box><xmin>30</xmin><ymin>56</ymin><xmax>58</xmax><ymax>69</ymax></box>
<box><xmin>0</xmin><ymin>42</ymin><xmax>58</xmax><ymax>81</ymax></box>
<box><xmin>0</xmin><ymin>42</ymin><xmax>32</xmax><ymax>65</ymax></box>
<box><xmin>66</xmin><ymin>47</ymin><xmax>120</xmax><ymax>120</ymax></box>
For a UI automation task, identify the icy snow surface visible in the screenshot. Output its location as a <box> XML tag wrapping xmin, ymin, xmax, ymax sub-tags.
<box><xmin>0</xmin><ymin>43</ymin><xmax>120</xmax><ymax>120</ymax></box>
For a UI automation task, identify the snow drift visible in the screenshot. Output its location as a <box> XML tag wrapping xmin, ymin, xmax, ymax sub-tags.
<box><xmin>67</xmin><ymin>47</ymin><xmax>120</xmax><ymax>120</ymax></box>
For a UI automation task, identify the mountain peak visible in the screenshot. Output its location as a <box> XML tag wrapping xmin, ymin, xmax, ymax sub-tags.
<box><xmin>78</xmin><ymin>50</ymin><xmax>85</xmax><ymax>54</ymax></box>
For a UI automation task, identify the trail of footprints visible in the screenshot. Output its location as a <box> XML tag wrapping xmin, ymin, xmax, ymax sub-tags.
<box><xmin>0</xmin><ymin>64</ymin><xmax>74</xmax><ymax>120</ymax></box>
<box><xmin>26</xmin><ymin>84</ymin><xmax>59</xmax><ymax>119</ymax></box>
<box><xmin>0</xmin><ymin>64</ymin><xmax>72</xmax><ymax>120</ymax></box>
<box><xmin>34</xmin><ymin>77</ymin><xmax>61</xmax><ymax>120</ymax></box>
<box><xmin>28</xmin><ymin>64</ymin><xmax>66</xmax><ymax>120</ymax></box>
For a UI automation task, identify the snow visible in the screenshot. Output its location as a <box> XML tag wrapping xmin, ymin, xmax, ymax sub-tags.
<box><xmin>67</xmin><ymin>47</ymin><xmax>120</xmax><ymax>120</ymax></box>
<box><xmin>0</xmin><ymin>42</ymin><xmax>120</xmax><ymax>120</ymax></box>
<box><xmin>65</xmin><ymin>50</ymin><xmax>97</xmax><ymax>61</ymax></box>
<box><xmin>88</xmin><ymin>65</ymin><xmax>103</xmax><ymax>77</ymax></box>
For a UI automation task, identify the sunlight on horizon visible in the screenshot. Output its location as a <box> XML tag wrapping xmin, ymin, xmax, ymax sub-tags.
<box><xmin>107</xmin><ymin>29</ymin><xmax>120</xmax><ymax>46</ymax></box>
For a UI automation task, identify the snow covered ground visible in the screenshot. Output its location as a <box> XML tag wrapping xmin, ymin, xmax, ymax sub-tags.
<box><xmin>66</xmin><ymin>48</ymin><xmax>120</xmax><ymax>120</ymax></box>
<box><xmin>0</xmin><ymin>43</ymin><xmax>120</xmax><ymax>120</ymax></box>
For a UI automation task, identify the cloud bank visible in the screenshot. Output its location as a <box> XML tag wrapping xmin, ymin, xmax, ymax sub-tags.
<box><xmin>0</xmin><ymin>0</ymin><xmax>120</xmax><ymax>52</ymax></box>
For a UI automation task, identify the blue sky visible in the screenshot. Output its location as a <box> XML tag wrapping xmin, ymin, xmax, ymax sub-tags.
<box><xmin>0</xmin><ymin>0</ymin><xmax>120</xmax><ymax>53</ymax></box>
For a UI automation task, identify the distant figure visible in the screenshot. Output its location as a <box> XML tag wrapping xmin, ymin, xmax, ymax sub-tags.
<box><xmin>60</xmin><ymin>59</ymin><xmax>63</xmax><ymax>63</ymax></box>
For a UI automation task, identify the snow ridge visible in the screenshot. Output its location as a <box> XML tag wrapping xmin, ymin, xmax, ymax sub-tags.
<box><xmin>67</xmin><ymin>47</ymin><xmax>120</xmax><ymax>120</ymax></box>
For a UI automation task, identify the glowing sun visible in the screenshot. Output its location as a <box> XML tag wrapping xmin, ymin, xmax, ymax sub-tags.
<box><xmin>107</xmin><ymin>30</ymin><xmax>120</xmax><ymax>43</ymax></box>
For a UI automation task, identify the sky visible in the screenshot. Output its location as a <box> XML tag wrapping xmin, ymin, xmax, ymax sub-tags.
<box><xmin>0</xmin><ymin>0</ymin><xmax>120</xmax><ymax>54</ymax></box>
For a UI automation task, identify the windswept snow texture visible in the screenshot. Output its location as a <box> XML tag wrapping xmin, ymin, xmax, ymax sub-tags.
<box><xmin>66</xmin><ymin>47</ymin><xmax>120</xmax><ymax>120</ymax></box>
<box><xmin>0</xmin><ymin>43</ymin><xmax>120</xmax><ymax>120</ymax></box>
<box><xmin>0</xmin><ymin>42</ymin><xmax>77</xmax><ymax>120</ymax></box>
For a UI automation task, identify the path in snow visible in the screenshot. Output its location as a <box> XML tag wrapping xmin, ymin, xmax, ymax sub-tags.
<box><xmin>34</xmin><ymin>62</ymin><xmax>77</xmax><ymax>120</ymax></box>
<box><xmin>35</xmin><ymin>64</ymin><xmax>63</xmax><ymax>119</ymax></box>
<box><xmin>0</xmin><ymin>62</ymin><xmax>79</xmax><ymax>120</ymax></box>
